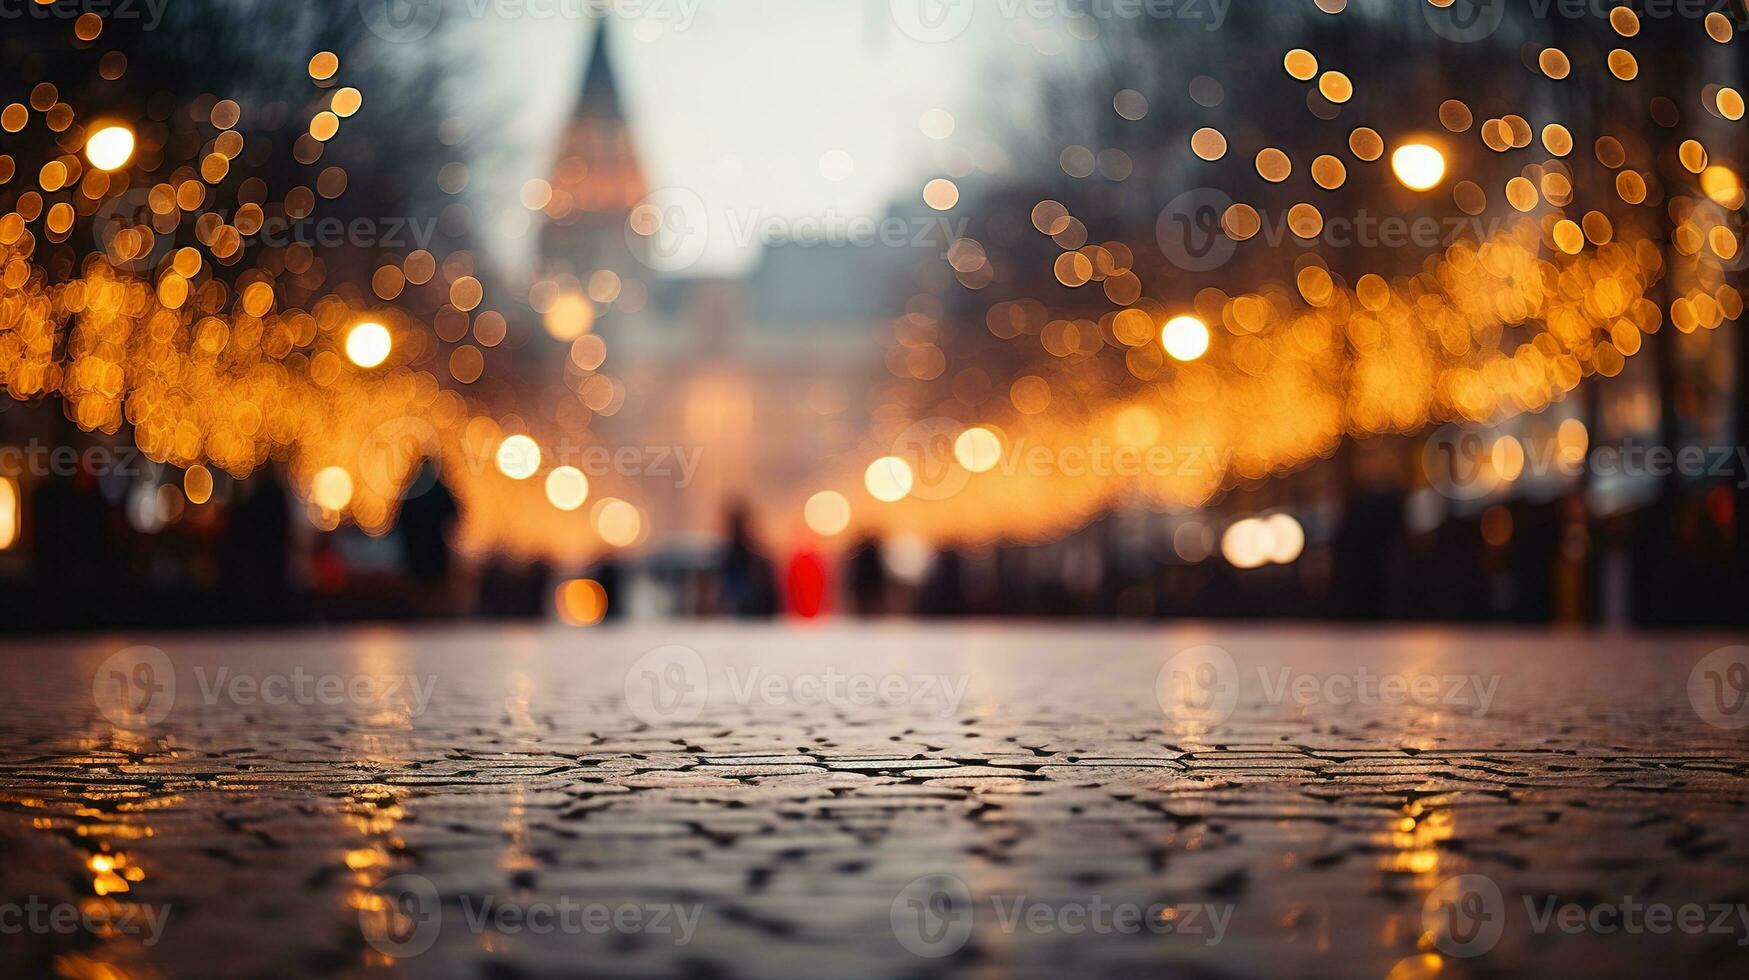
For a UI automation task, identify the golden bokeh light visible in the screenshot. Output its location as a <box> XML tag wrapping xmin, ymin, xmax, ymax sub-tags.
<box><xmin>865</xmin><ymin>456</ymin><xmax>914</xmax><ymax>503</ymax></box>
<box><xmin>311</xmin><ymin>467</ymin><xmax>354</xmax><ymax>512</ymax></box>
<box><xmin>923</xmin><ymin>178</ymin><xmax>960</xmax><ymax>210</ymax></box>
<box><xmin>184</xmin><ymin>465</ymin><xmax>214</xmax><ymax>506</ymax></box>
<box><xmin>953</xmin><ymin>426</ymin><xmax>1003</xmax><ymax>473</ymax></box>
<box><xmin>804</xmin><ymin>490</ymin><xmax>852</xmax><ymax>537</ymax></box>
<box><xmin>1161</xmin><ymin>315</ymin><xmax>1211</xmax><ymax>362</ymax></box>
<box><xmin>555</xmin><ymin>578</ymin><xmax>608</xmax><ymax>626</ymax></box>
<box><xmin>1390</xmin><ymin>143</ymin><xmax>1446</xmax><ymax>190</ymax></box>
<box><xmin>544</xmin><ymin>466</ymin><xmax>589</xmax><ymax>511</ymax></box>
<box><xmin>0</xmin><ymin>476</ymin><xmax>17</xmax><ymax>551</ymax></box>
<box><xmin>594</xmin><ymin>498</ymin><xmax>642</xmax><ymax>548</ymax></box>
<box><xmin>344</xmin><ymin>321</ymin><xmax>392</xmax><ymax>369</ymax></box>
<box><xmin>495</xmin><ymin>435</ymin><xmax>542</xmax><ymax>481</ymax></box>
<box><xmin>84</xmin><ymin>125</ymin><xmax>135</xmax><ymax>171</ymax></box>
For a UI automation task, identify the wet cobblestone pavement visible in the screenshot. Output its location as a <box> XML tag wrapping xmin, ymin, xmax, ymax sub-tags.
<box><xmin>2</xmin><ymin>625</ymin><xmax>1748</xmax><ymax>979</ymax></box>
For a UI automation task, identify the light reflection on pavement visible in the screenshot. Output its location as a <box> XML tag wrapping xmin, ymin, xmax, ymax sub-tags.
<box><xmin>1</xmin><ymin>625</ymin><xmax>1746</xmax><ymax>978</ymax></box>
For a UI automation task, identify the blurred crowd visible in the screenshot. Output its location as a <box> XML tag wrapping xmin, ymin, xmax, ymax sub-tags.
<box><xmin>4</xmin><ymin>423</ymin><xmax>1745</xmax><ymax>634</ymax></box>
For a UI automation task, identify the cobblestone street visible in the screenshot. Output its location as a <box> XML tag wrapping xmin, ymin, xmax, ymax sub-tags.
<box><xmin>2</xmin><ymin>626</ymin><xmax>1747</xmax><ymax>978</ymax></box>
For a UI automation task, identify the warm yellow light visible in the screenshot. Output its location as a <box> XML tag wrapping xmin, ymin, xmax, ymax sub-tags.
<box><xmin>545</xmin><ymin>465</ymin><xmax>589</xmax><ymax>511</ymax></box>
<box><xmin>184</xmin><ymin>465</ymin><xmax>214</xmax><ymax>506</ymax></box>
<box><xmin>0</xmin><ymin>476</ymin><xmax>18</xmax><ymax>551</ymax></box>
<box><xmin>85</xmin><ymin>125</ymin><xmax>135</xmax><ymax>171</ymax></box>
<box><xmin>555</xmin><ymin>579</ymin><xmax>608</xmax><ymax>626</ymax></box>
<box><xmin>544</xmin><ymin>292</ymin><xmax>595</xmax><ymax>341</ymax></box>
<box><xmin>1263</xmin><ymin>514</ymin><xmax>1305</xmax><ymax>565</ymax></box>
<box><xmin>1701</xmin><ymin>165</ymin><xmax>1745</xmax><ymax>209</ymax></box>
<box><xmin>1161</xmin><ymin>315</ymin><xmax>1211</xmax><ymax>362</ymax></box>
<box><xmin>804</xmin><ymin>490</ymin><xmax>852</xmax><ymax>537</ymax></box>
<box><xmin>1222</xmin><ymin>519</ymin><xmax>1269</xmax><ymax>570</ymax></box>
<box><xmin>311</xmin><ymin>467</ymin><xmax>354</xmax><ymax>512</ymax></box>
<box><xmin>1490</xmin><ymin>436</ymin><xmax>1525</xmax><ymax>482</ymax></box>
<box><xmin>496</xmin><ymin>435</ymin><xmax>541</xmax><ymax>481</ymax></box>
<box><xmin>865</xmin><ymin>457</ymin><xmax>914</xmax><ymax>503</ymax></box>
<box><xmin>1391</xmin><ymin>143</ymin><xmax>1446</xmax><ymax>190</ymax></box>
<box><xmin>344</xmin><ymin>321</ymin><xmax>392</xmax><ymax>368</ymax></box>
<box><xmin>1223</xmin><ymin>515</ymin><xmax>1306</xmax><ymax>568</ymax></box>
<box><xmin>953</xmin><ymin>427</ymin><xmax>1003</xmax><ymax>473</ymax></box>
<box><xmin>594</xmin><ymin>498</ymin><xmax>642</xmax><ymax>548</ymax></box>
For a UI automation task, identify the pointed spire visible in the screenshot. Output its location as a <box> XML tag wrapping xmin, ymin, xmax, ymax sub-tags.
<box><xmin>578</xmin><ymin>23</ymin><xmax>623</xmax><ymax>117</ymax></box>
<box><xmin>539</xmin><ymin>19</ymin><xmax>647</xmax><ymax>263</ymax></box>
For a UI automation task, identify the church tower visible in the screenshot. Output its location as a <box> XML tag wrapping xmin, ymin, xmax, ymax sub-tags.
<box><xmin>539</xmin><ymin>24</ymin><xmax>647</xmax><ymax>280</ymax></box>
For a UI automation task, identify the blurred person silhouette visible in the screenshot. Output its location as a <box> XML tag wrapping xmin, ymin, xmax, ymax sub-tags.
<box><xmin>478</xmin><ymin>557</ymin><xmax>551</xmax><ymax>620</ymax></box>
<box><xmin>29</xmin><ymin>428</ymin><xmax>114</xmax><ymax>629</ymax></box>
<box><xmin>588</xmin><ymin>557</ymin><xmax>625</xmax><ymax>623</ymax></box>
<box><xmin>220</xmin><ymin>465</ymin><xmax>292</xmax><ymax>623</ymax></box>
<box><xmin>916</xmin><ymin>546</ymin><xmax>968</xmax><ymax>616</ymax></box>
<box><xmin>717</xmin><ymin>502</ymin><xmax>777</xmax><ymax>618</ymax></box>
<box><xmin>845</xmin><ymin>535</ymin><xmax>887</xmax><ymax>617</ymax></box>
<box><xmin>398</xmin><ymin>458</ymin><xmax>459</xmax><ymax>592</ymax></box>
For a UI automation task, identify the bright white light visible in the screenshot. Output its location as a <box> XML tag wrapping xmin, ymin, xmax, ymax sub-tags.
<box><xmin>85</xmin><ymin>125</ymin><xmax>136</xmax><ymax>171</ymax></box>
<box><xmin>1161</xmin><ymin>315</ymin><xmax>1211</xmax><ymax>362</ymax></box>
<box><xmin>496</xmin><ymin>435</ymin><xmax>541</xmax><ymax>481</ymax></box>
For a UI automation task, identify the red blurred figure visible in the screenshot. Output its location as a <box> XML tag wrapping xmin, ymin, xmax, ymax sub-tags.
<box><xmin>785</xmin><ymin>548</ymin><xmax>829</xmax><ymax>619</ymax></box>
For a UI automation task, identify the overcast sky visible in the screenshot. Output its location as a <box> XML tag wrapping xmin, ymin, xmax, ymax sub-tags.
<box><xmin>447</xmin><ymin>0</ymin><xmax>1054</xmax><ymax>276</ymax></box>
